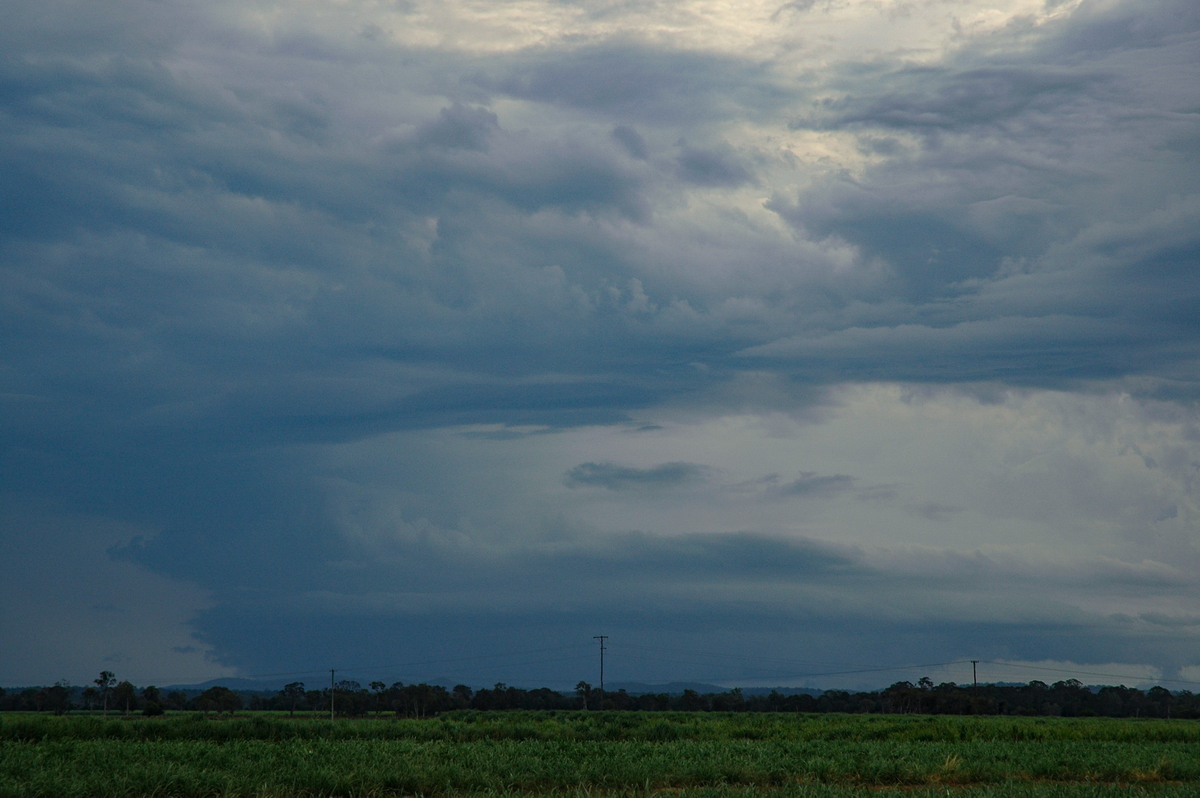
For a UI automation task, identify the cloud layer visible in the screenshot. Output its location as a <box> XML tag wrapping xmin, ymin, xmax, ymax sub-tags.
<box><xmin>3</xmin><ymin>0</ymin><xmax>1199</xmax><ymax>689</ymax></box>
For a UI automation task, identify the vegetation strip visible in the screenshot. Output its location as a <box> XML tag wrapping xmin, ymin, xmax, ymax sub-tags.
<box><xmin>3</xmin><ymin>712</ymin><xmax>1199</xmax><ymax>797</ymax></box>
<box><xmin>6</xmin><ymin>673</ymin><xmax>1195</xmax><ymax>718</ymax></box>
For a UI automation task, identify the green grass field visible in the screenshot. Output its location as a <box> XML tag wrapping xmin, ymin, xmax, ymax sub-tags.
<box><xmin>2</xmin><ymin>711</ymin><xmax>1197</xmax><ymax>797</ymax></box>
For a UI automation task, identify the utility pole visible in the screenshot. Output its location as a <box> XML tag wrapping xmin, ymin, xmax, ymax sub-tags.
<box><xmin>593</xmin><ymin>635</ymin><xmax>607</xmax><ymax>707</ymax></box>
<box><xmin>330</xmin><ymin>669</ymin><xmax>336</xmax><ymax>721</ymax></box>
<box><xmin>971</xmin><ymin>660</ymin><xmax>979</xmax><ymax>689</ymax></box>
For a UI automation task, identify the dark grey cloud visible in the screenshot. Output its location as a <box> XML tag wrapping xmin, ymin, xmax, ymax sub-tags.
<box><xmin>771</xmin><ymin>0</ymin><xmax>818</xmax><ymax>18</ymax></box>
<box><xmin>675</xmin><ymin>142</ymin><xmax>756</xmax><ymax>187</ymax></box>
<box><xmin>413</xmin><ymin>103</ymin><xmax>499</xmax><ymax>151</ymax></box>
<box><xmin>4</xmin><ymin>0</ymin><xmax>1200</xmax><ymax>688</ymax></box>
<box><xmin>809</xmin><ymin>65</ymin><xmax>1106</xmax><ymax>134</ymax></box>
<box><xmin>764</xmin><ymin>472</ymin><xmax>856</xmax><ymax>499</ymax></box>
<box><xmin>475</xmin><ymin>42</ymin><xmax>787</xmax><ymax>125</ymax></box>
<box><xmin>909</xmin><ymin>502</ymin><xmax>964</xmax><ymax>522</ymax></box>
<box><xmin>565</xmin><ymin>461</ymin><xmax>709</xmax><ymax>491</ymax></box>
<box><xmin>738</xmin><ymin>315</ymin><xmax>1166</xmax><ymax>386</ymax></box>
<box><xmin>759</xmin><ymin>0</ymin><xmax>1200</xmax><ymax>391</ymax></box>
<box><xmin>611</xmin><ymin>125</ymin><xmax>648</xmax><ymax>159</ymax></box>
<box><xmin>1140</xmin><ymin>613</ymin><xmax>1200</xmax><ymax>629</ymax></box>
<box><xmin>351</xmin><ymin>529</ymin><xmax>859</xmax><ymax>591</ymax></box>
<box><xmin>173</xmin><ymin>529</ymin><xmax>866</xmax><ymax>680</ymax></box>
<box><xmin>567</xmin><ymin>531</ymin><xmax>856</xmax><ymax>577</ymax></box>
<box><xmin>168</xmin><ymin>526</ymin><xmax>1200</xmax><ymax>686</ymax></box>
<box><xmin>393</xmin><ymin>130</ymin><xmax>653</xmax><ymax>221</ymax></box>
<box><xmin>1051</xmin><ymin>0</ymin><xmax>1200</xmax><ymax>55</ymax></box>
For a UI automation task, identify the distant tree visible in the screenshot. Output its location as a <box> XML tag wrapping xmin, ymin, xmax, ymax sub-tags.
<box><xmin>94</xmin><ymin>671</ymin><xmax>116</xmax><ymax>715</ymax></box>
<box><xmin>635</xmin><ymin>692</ymin><xmax>671</xmax><ymax>711</ymax></box>
<box><xmin>575</xmin><ymin>681</ymin><xmax>592</xmax><ymax>710</ymax></box>
<box><xmin>43</xmin><ymin>681</ymin><xmax>72</xmax><ymax>715</ymax></box>
<box><xmin>710</xmin><ymin>687</ymin><xmax>743</xmax><ymax>712</ymax></box>
<box><xmin>390</xmin><ymin>683</ymin><xmax>448</xmax><ymax>718</ymax></box>
<box><xmin>141</xmin><ymin>686</ymin><xmax>163</xmax><ymax>716</ymax></box>
<box><xmin>524</xmin><ymin>687</ymin><xmax>567</xmax><ymax>710</ymax></box>
<box><xmin>607</xmin><ymin>688</ymin><xmax>634</xmax><ymax>711</ymax></box>
<box><xmin>280</xmin><ymin>682</ymin><xmax>306</xmax><ymax>716</ymax></box>
<box><xmin>679</xmin><ymin>689</ymin><xmax>707</xmax><ymax>712</ymax></box>
<box><xmin>164</xmin><ymin>691</ymin><xmax>188</xmax><ymax>711</ymax></box>
<box><xmin>196</xmin><ymin>686</ymin><xmax>242</xmax><ymax>716</ymax></box>
<box><xmin>370</xmin><ymin>682</ymin><xmax>387</xmax><ymax>716</ymax></box>
<box><xmin>1174</xmin><ymin>690</ymin><xmax>1198</xmax><ymax>720</ymax></box>
<box><xmin>816</xmin><ymin>690</ymin><xmax>852</xmax><ymax>713</ymax></box>
<box><xmin>113</xmin><ymin>681</ymin><xmax>137</xmax><ymax>715</ymax></box>
<box><xmin>1148</xmin><ymin>686</ymin><xmax>1172</xmax><ymax>718</ymax></box>
<box><xmin>15</xmin><ymin>688</ymin><xmax>40</xmax><ymax>711</ymax></box>
<box><xmin>883</xmin><ymin>682</ymin><xmax>916</xmax><ymax>713</ymax></box>
<box><xmin>335</xmin><ymin>681</ymin><xmax>368</xmax><ymax>717</ymax></box>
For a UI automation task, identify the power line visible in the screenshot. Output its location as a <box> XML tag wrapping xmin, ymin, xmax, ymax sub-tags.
<box><xmin>129</xmin><ymin>644</ymin><xmax>1200</xmax><ymax>693</ymax></box>
<box><xmin>978</xmin><ymin>660</ymin><xmax>1200</xmax><ymax>687</ymax></box>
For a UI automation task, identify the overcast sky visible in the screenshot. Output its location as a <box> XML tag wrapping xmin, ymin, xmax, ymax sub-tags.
<box><xmin>3</xmin><ymin>0</ymin><xmax>1199</xmax><ymax>692</ymax></box>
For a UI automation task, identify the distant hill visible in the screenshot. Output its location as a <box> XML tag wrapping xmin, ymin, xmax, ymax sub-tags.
<box><xmin>161</xmin><ymin>677</ymin><xmax>288</xmax><ymax>693</ymax></box>
<box><xmin>606</xmin><ymin>681</ymin><xmax>724</xmax><ymax>695</ymax></box>
<box><xmin>737</xmin><ymin>686</ymin><xmax>826</xmax><ymax>698</ymax></box>
<box><xmin>606</xmin><ymin>682</ymin><xmax>823</xmax><ymax>697</ymax></box>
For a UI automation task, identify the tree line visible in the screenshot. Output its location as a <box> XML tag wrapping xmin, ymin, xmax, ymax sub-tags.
<box><xmin>0</xmin><ymin>672</ymin><xmax>244</xmax><ymax>717</ymax></box>
<box><xmin>3</xmin><ymin>672</ymin><xmax>1198</xmax><ymax>719</ymax></box>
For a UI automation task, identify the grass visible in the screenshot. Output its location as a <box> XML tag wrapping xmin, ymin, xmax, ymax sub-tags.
<box><xmin>2</xmin><ymin>711</ymin><xmax>1198</xmax><ymax>797</ymax></box>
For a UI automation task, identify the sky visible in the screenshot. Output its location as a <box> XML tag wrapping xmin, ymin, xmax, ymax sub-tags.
<box><xmin>2</xmin><ymin>0</ymin><xmax>1199</xmax><ymax>693</ymax></box>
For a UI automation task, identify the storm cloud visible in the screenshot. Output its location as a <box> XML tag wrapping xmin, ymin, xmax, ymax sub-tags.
<box><xmin>3</xmin><ymin>0</ymin><xmax>1199</xmax><ymax>690</ymax></box>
